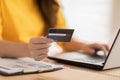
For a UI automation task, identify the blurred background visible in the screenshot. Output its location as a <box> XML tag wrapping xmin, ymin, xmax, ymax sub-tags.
<box><xmin>49</xmin><ymin>0</ymin><xmax>120</xmax><ymax>55</ymax></box>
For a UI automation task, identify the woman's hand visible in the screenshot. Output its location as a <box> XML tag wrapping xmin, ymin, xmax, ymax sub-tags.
<box><xmin>29</xmin><ymin>36</ymin><xmax>53</xmax><ymax>61</ymax></box>
<box><xmin>62</xmin><ymin>39</ymin><xmax>109</xmax><ymax>56</ymax></box>
<box><xmin>80</xmin><ymin>43</ymin><xmax>109</xmax><ymax>56</ymax></box>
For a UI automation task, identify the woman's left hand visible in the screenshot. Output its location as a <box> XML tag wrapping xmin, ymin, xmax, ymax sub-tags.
<box><xmin>81</xmin><ymin>43</ymin><xmax>109</xmax><ymax>56</ymax></box>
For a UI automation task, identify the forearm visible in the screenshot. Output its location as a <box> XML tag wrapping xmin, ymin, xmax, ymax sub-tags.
<box><xmin>61</xmin><ymin>38</ymin><xmax>109</xmax><ymax>56</ymax></box>
<box><xmin>0</xmin><ymin>40</ymin><xmax>30</xmax><ymax>58</ymax></box>
<box><xmin>62</xmin><ymin>38</ymin><xmax>87</xmax><ymax>52</ymax></box>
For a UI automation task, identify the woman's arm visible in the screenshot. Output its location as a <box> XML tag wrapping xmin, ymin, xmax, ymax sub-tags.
<box><xmin>0</xmin><ymin>40</ymin><xmax>30</xmax><ymax>58</ymax></box>
<box><xmin>62</xmin><ymin>38</ymin><xmax>109</xmax><ymax>56</ymax></box>
<box><xmin>0</xmin><ymin>6</ymin><xmax>29</xmax><ymax>58</ymax></box>
<box><xmin>0</xmin><ymin>37</ymin><xmax>53</xmax><ymax>60</ymax></box>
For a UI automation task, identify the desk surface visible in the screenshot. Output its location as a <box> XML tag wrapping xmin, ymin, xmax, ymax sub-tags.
<box><xmin>0</xmin><ymin>59</ymin><xmax>120</xmax><ymax>80</ymax></box>
<box><xmin>49</xmin><ymin>59</ymin><xmax>120</xmax><ymax>77</ymax></box>
<box><xmin>0</xmin><ymin>68</ymin><xmax>120</xmax><ymax>80</ymax></box>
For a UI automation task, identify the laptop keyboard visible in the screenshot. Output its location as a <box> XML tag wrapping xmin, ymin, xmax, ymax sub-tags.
<box><xmin>59</xmin><ymin>52</ymin><xmax>106</xmax><ymax>64</ymax></box>
<box><xmin>72</xmin><ymin>56</ymin><xmax>105</xmax><ymax>63</ymax></box>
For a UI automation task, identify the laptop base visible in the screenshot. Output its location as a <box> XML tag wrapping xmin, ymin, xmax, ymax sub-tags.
<box><xmin>48</xmin><ymin>57</ymin><xmax>103</xmax><ymax>70</ymax></box>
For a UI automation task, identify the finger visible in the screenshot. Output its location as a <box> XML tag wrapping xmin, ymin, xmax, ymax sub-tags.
<box><xmin>90</xmin><ymin>43</ymin><xmax>109</xmax><ymax>51</ymax></box>
<box><xmin>81</xmin><ymin>47</ymin><xmax>95</xmax><ymax>55</ymax></box>
<box><xmin>30</xmin><ymin>37</ymin><xmax>54</xmax><ymax>44</ymax></box>
<box><xmin>89</xmin><ymin>43</ymin><xmax>102</xmax><ymax>49</ymax></box>
<box><xmin>45</xmin><ymin>36</ymin><xmax>55</xmax><ymax>42</ymax></box>
<box><xmin>39</xmin><ymin>37</ymin><xmax>54</xmax><ymax>43</ymax></box>
<box><xmin>101</xmin><ymin>44</ymin><xmax>109</xmax><ymax>56</ymax></box>
<box><xmin>90</xmin><ymin>44</ymin><xmax>106</xmax><ymax>51</ymax></box>
<box><xmin>103</xmin><ymin>44</ymin><xmax>109</xmax><ymax>51</ymax></box>
<box><xmin>30</xmin><ymin>48</ymin><xmax>48</xmax><ymax>58</ymax></box>
<box><xmin>30</xmin><ymin>44</ymin><xmax>51</xmax><ymax>50</ymax></box>
<box><xmin>95</xmin><ymin>44</ymin><xmax>108</xmax><ymax>56</ymax></box>
<box><xmin>100</xmin><ymin>46</ymin><xmax>107</xmax><ymax>57</ymax></box>
<box><xmin>86</xmin><ymin>48</ymin><xmax>95</xmax><ymax>55</ymax></box>
<box><xmin>89</xmin><ymin>43</ymin><xmax>108</xmax><ymax>56</ymax></box>
<box><xmin>35</xmin><ymin>53</ymin><xmax>47</xmax><ymax>61</ymax></box>
<box><xmin>32</xmin><ymin>49</ymin><xmax>48</xmax><ymax>55</ymax></box>
<box><xmin>34</xmin><ymin>54</ymin><xmax>47</xmax><ymax>61</ymax></box>
<box><xmin>94</xmin><ymin>45</ymin><xmax>108</xmax><ymax>56</ymax></box>
<box><xmin>31</xmin><ymin>54</ymin><xmax>47</xmax><ymax>60</ymax></box>
<box><xmin>30</xmin><ymin>51</ymin><xmax>38</xmax><ymax>58</ymax></box>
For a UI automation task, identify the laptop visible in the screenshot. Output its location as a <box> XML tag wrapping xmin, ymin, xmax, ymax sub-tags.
<box><xmin>48</xmin><ymin>28</ymin><xmax>120</xmax><ymax>70</ymax></box>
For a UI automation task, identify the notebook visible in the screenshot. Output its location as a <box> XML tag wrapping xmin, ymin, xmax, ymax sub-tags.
<box><xmin>0</xmin><ymin>57</ymin><xmax>63</xmax><ymax>76</ymax></box>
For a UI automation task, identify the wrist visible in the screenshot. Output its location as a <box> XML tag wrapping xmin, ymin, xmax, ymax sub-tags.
<box><xmin>20</xmin><ymin>43</ymin><xmax>31</xmax><ymax>57</ymax></box>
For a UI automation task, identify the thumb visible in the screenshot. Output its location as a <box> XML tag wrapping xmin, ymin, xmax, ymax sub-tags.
<box><xmin>82</xmin><ymin>47</ymin><xmax>95</xmax><ymax>55</ymax></box>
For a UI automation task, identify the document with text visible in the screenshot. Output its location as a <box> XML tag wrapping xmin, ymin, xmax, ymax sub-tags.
<box><xmin>0</xmin><ymin>58</ymin><xmax>63</xmax><ymax>76</ymax></box>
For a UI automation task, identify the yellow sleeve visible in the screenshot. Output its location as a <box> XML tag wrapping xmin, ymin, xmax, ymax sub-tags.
<box><xmin>0</xmin><ymin>1</ymin><xmax>3</xmax><ymax>40</ymax></box>
<box><xmin>0</xmin><ymin>18</ymin><xmax>2</xmax><ymax>40</ymax></box>
<box><xmin>54</xmin><ymin>2</ymin><xmax>66</xmax><ymax>29</ymax></box>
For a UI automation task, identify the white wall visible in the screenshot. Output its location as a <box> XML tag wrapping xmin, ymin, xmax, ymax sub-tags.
<box><xmin>110</xmin><ymin>0</ymin><xmax>120</xmax><ymax>44</ymax></box>
<box><xmin>60</xmin><ymin>0</ymin><xmax>113</xmax><ymax>44</ymax></box>
<box><xmin>49</xmin><ymin>0</ymin><xmax>120</xmax><ymax>55</ymax></box>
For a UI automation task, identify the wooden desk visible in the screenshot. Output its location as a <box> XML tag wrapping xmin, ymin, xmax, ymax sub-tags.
<box><xmin>0</xmin><ymin>59</ymin><xmax>120</xmax><ymax>80</ymax></box>
<box><xmin>49</xmin><ymin>59</ymin><xmax>120</xmax><ymax>77</ymax></box>
<box><xmin>0</xmin><ymin>68</ymin><xmax>120</xmax><ymax>80</ymax></box>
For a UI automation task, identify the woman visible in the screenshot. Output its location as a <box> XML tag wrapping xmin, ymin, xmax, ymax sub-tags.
<box><xmin>0</xmin><ymin>0</ymin><xmax>109</xmax><ymax>60</ymax></box>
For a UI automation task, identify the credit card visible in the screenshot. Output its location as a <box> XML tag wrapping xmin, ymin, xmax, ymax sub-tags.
<box><xmin>47</xmin><ymin>28</ymin><xmax>74</xmax><ymax>42</ymax></box>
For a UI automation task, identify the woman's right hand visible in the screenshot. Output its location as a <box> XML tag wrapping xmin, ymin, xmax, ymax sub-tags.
<box><xmin>29</xmin><ymin>36</ymin><xmax>53</xmax><ymax>61</ymax></box>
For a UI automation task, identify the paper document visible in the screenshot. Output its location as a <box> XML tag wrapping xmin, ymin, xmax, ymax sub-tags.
<box><xmin>0</xmin><ymin>58</ymin><xmax>63</xmax><ymax>75</ymax></box>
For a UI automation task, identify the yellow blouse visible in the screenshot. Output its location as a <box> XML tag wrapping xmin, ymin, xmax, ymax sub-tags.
<box><xmin>0</xmin><ymin>0</ymin><xmax>66</xmax><ymax>43</ymax></box>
